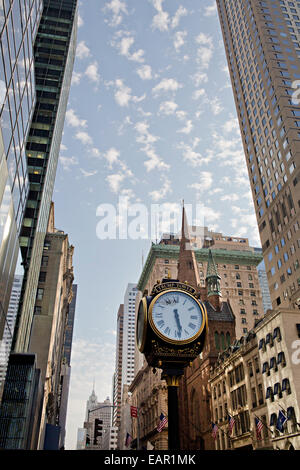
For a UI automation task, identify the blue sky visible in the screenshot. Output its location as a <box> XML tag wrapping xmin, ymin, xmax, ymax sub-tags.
<box><xmin>53</xmin><ymin>0</ymin><xmax>261</xmax><ymax>449</ymax></box>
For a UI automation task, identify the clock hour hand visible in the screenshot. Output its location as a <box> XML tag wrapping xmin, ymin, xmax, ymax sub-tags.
<box><xmin>173</xmin><ymin>309</ymin><xmax>182</xmax><ymax>337</ymax></box>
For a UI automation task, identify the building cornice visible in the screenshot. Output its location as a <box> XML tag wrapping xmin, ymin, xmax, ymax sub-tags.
<box><xmin>137</xmin><ymin>244</ymin><xmax>263</xmax><ymax>292</ymax></box>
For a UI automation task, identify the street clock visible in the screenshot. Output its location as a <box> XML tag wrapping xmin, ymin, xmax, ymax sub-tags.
<box><xmin>136</xmin><ymin>279</ymin><xmax>207</xmax><ymax>370</ymax></box>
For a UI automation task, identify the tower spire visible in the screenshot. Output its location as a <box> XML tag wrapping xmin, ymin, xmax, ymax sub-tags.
<box><xmin>177</xmin><ymin>203</ymin><xmax>201</xmax><ymax>290</ymax></box>
<box><xmin>206</xmin><ymin>249</ymin><xmax>222</xmax><ymax>310</ymax></box>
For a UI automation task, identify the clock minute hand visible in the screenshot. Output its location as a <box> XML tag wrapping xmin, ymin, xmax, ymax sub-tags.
<box><xmin>173</xmin><ymin>309</ymin><xmax>182</xmax><ymax>335</ymax></box>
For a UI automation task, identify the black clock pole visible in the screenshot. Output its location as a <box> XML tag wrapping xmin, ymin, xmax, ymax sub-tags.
<box><xmin>162</xmin><ymin>369</ymin><xmax>183</xmax><ymax>450</ymax></box>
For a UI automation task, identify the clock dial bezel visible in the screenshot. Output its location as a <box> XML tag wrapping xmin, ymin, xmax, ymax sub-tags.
<box><xmin>136</xmin><ymin>297</ymin><xmax>148</xmax><ymax>353</ymax></box>
<box><xmin>148</xmin><ymin>289</ymin><xmax>207</xmax><ymax>345</ymax></box>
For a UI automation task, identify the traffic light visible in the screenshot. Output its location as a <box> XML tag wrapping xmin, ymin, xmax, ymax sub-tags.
<box><xmin>93</xmin><ymin>418</ymin><xmax>103</xmax><ymax>445</ymax></box>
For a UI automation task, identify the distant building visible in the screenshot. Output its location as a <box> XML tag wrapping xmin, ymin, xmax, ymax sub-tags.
<box><xmin>257</xmin><ymin>263</ymin><xmax>272</xmax><ymax>313</ymax></box>
<box><xmin>83</xmin><ymin>391</ymin><xmax>113</xmax><ymax>450</ymax></box>
<box><xmin>113</xmin><ymin>304</ymin><xmax>124</xmax><ymax>432</ymax></box>
<box><xmin>76</xmin><ymin>428</ymin><xmax>86</xmax><ymax>450</ymax></box>
<box><xmin>0</xmin><ymin>274</ymin><xmax>23</xmax><ymax>399</ymax></box>
<box><xmin>113</xmin><ymin>284</ymin><xmax>138</xmax><ymax>446</ymax></box>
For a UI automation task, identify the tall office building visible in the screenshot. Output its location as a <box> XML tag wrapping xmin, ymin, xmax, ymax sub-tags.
<box><xmin>113</xmin><ymin>304</ymin><xmax>124</xmax><ymax>431</ymax></box>
<box><xmin>122</xmin><ymin>284</ymin><xmax>138</xmax><ymax>388</ymax></box>
<box><xmin>112</xmin><ymin>284</ymin><xmax>138</xmax><ymax>446</ymax></box>
<box><xmin>0</xmin><ymin>0</ymin><xmax>43</xmax><ymax>342</ymax></box>
<box><xmin>0</xmin><ymin>274</ymin><xmax>22</xmax><ymax>398</ymax></box>
<box><xmin>13</xmin><ymin>0</ymin><xmax>78</xmax><ymax>353</ymax></box>
<box><xmin>216</xmin><ymin>0</ymin><xmax>300</xmax><ymax>310</ymax></box>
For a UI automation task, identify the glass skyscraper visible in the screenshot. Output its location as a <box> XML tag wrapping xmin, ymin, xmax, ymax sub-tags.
<box><xmin>12</xmin><ymin>0</ymin><xmax>78</xmax><ymax>353</ymax></box>
<box><xmin>217</xmin><ymin>0</ymin><xmax>300</xmax><ymax>309</ymax></box>
<box><xmin>0</xmin><ymin>0</ymin><xmax>43</xmax><ymax>341</ymax></box>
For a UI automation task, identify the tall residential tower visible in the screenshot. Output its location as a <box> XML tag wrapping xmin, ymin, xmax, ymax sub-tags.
<box><xmin>216</xmin><ymin>0</ymin><xmax>300</xmax><ymax>309</ymax></box>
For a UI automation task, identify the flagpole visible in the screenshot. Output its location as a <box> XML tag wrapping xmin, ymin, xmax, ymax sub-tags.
<box><xmin>137</xmin><ymin>408</ymin><xmax>140</xmax><ymax>450</ymax></box>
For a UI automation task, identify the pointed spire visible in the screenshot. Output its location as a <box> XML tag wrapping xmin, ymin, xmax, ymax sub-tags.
<box><xmin>206</xmin><ymin>249</ymin><xmax>220</xmax><ymax>280</ymax></box>
<box><xmin>177</xmin><ymin>203</ymin><xmax>201</xmax><ymax>290</ymax></box>
<box><xmin>206</xmin><ymin>249</ymin><xmax>222</xmax><ymax>310</ymax></box>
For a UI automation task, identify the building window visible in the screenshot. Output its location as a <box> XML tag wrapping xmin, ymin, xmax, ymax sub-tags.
<box><xmin>39</xmin><ymin>271</ymin><xmax>47</xmax><ymax>283</ymax></box>
<box><xmin>37</xmin><ymin>288</ymin><xmax>44</xmax><ymax>301</ymax></box>
<box><xmin>41</xmin><ymin>256</ymin><xmax>48</xmax><ymax>267</ymax></box>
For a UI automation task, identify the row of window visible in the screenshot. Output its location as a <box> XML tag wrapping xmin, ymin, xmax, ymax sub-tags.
<box><xmin>258</xmin><ymin>327</ymin><xmax>282</xmax><ymax>350</ymax></box>
<box><xmin>266</xmin><ymin>378</ymin><xmax>291</xmax><ymax>399</ymax></box>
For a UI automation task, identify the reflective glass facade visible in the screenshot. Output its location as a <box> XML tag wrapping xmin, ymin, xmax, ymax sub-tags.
<box><xmin>13</xmin><ymin>0</ymin><xmax>78</xmax><ymax>352</ymax></box>
<box><xmin>0</xmin><ymin>0</ymin><xmax>43</xmax><ymax>339</ymax></box>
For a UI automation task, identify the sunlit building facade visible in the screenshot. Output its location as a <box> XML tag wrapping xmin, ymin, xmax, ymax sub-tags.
<box><xmin>216</xmin><ymin>0</ymin><xmax>300</xmax><ymax>309</ymax></box>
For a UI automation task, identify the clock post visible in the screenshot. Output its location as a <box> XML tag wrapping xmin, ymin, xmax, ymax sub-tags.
<box><xmin>161</xmin><ymin>369</ymin><xmax>183</xmax><ymax>450</ymax></box>
<box><xmin>136</xmin><ymin>278</ymin><xmax>208</xmax><ymax>450</ymax></box>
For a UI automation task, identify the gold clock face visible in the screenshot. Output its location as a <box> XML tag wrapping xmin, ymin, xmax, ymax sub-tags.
<box><xmin>136</xmin><ymin>297</ymin><xmax>148</xmax><ymax>352</ymax></box>
<box><xmin>148</xmin><ymin>289</ymin><xmax>207</xmax><ymax>345</ymax></box>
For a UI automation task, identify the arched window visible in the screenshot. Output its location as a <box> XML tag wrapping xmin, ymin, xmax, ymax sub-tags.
<box><xmin>215</xmin><ymin>332</ymin><xmax>220</xmax><ymax>351</ymax></box>
<box><xmin>220</xmin><ymin>332</ymin><xmax>225</xmax><ymax>350</ymax></box>
<box><xmin>226</xmin><ymin>332</ymin><xmax>231</xmax><ymax>347</ymax></box>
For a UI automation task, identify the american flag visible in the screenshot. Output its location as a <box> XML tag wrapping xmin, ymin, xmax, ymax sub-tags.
<box><xmin>157</xmin><ymin>413</ymin><xmax>168</xmax><ymax>432</ymax></box>
<box><xmin>228</xmin><ymin>414</ymin><xmax>235</xmax><ymax>435</ymax></box>
<box><xmin>130</xmin><ymin>406</ymin><xmax>138</xmax><ymax>418</ymax></box>
<box><xmin>255</xmin><ymin>417</ymin><xmax>263</xmax><ymax>440</ymax></box>
<box><xmin>211</xmin><ymin>422</ymin><xmax>218</xmax><ymax>439</ymax></box>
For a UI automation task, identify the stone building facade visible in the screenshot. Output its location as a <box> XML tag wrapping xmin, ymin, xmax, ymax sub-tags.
<box><xmin>129</xmin><ymin>364</ymin><xmax>168</xmax><ymax>450</ymax></box>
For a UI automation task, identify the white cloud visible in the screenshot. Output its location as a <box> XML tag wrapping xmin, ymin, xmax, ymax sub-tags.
<box><xmin>106</xmin><ymin>173</ymin><xmax>125</xmax><ymax>193</ymax></box>
<box><xmin>117</xmin><ymin>35</ymin><xmax>145</xmax><ymax>63</ymax></box>
<box><xmin>177</xmin><ymin>140</ymin><xmax>211</xmax><ymax>167</ymax></box>
<box><xmin>189</xmin><ymin>171</ymin><xmax>213</xmax><ymax>193</ymax></box>
<box><xmin>75</xmin><ymin>131</ymin><xmax>93</xmax><ymax>146</ymax></box>
<box><xmin>134</xmin><ymin>120</ymin><xmax>169</xmax><ymax>172</ymax></box>
<box><xmin>104</xmin><ymin>0</ymin><xmax>128</xmax><ymax>27</ymax></box>
<box><xmin>151</xmin><ymin>0</ymin><xmax>169</xmax><ymax>31</ymax></box>
<box><xmin>77</xmin><ymin>13</ymin><xmax>84</xmax><ymax>27</ymax></box>
<box><xmin>177</xmin><ymin>119</ymin><xmax>193</xmax><ymax>135</ymax></box>
<box><xmin>193</xmin><ymin>88</ymin><xmax>206</xmax><ymax>100</ymax></box>
<box><xmin>152</xmin><ymin>78</ymin><xmax>183</xmax><ymax>96</ymax></box>
<box><xmin>204</xmin><ymin>3</ymin><xmax>217</xmax><ymax>17</ymax></box>
<box><xmin>113</xmin><ymin>79</ymin><xmax>145</xmax><ymax>107</ymax></box>
<box><xmin>191</xmin><ymin>71</ymin><xmax>208</xmax><ymax>87</ymax></box>
<box><xmin>84</xmin><ymin>62</ymin><xmax>100</xmax><ymax>84</ymax></box>
<box><xmin>149</xmin><ymin>176</ymin><xmax>172</xmax><ymax>201</ymax></box>
<box><xmin>76</xmin><ymin>41</ymin><xmax>91</xmax><ymax>59</ymax></box>
<box><xmin>66</xmin><ymin>109</ymin><xmax>87</xmax><ymax>128</ymax></box>
<box><xmin>71</xmin><ymin>72</ymin><xmax>82</xmax><ymax>86</ymax></box>
<box><xmin>59</xmin><ymin>155</ymin><xmax>79</xmax><ymax>171</ymax></box>
<box><xmin>171</xmin><ymin>6</ymin><xmax>188</xmax><ymax>29</ymax></box>
<box><xmin>80</xmin><ymin>169</ymin><xmax>98</xmax><ymax>177</ymax></box>
<box><xmin>103</xmin><ymin>147</ymin><xmax>120</xmax><ymax>168</ymax></box>
<box><xmin>195</xmin><ymin>33</ymin><xmax>214</xmax><ymax>70</ymax></box>
<box><xmin>136</xmin><ymin>64</ymin><xmax>152</xmax><ymax>80</ymax></box>
<box><xmin>159</xmin><ymin>100</ymin><xmax>178</xmax><ymax>115</ymax></box>
<box><xmin>173</xmin><ymin>30</ymin><xmax>187</xmax><ymax>52</ymax></box>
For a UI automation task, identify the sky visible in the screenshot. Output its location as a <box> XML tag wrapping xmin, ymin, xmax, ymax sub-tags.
<box><xmin>52</xmin><ymin>0</ymin><xmax>262</xmax><ymax>450</ymax></box>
